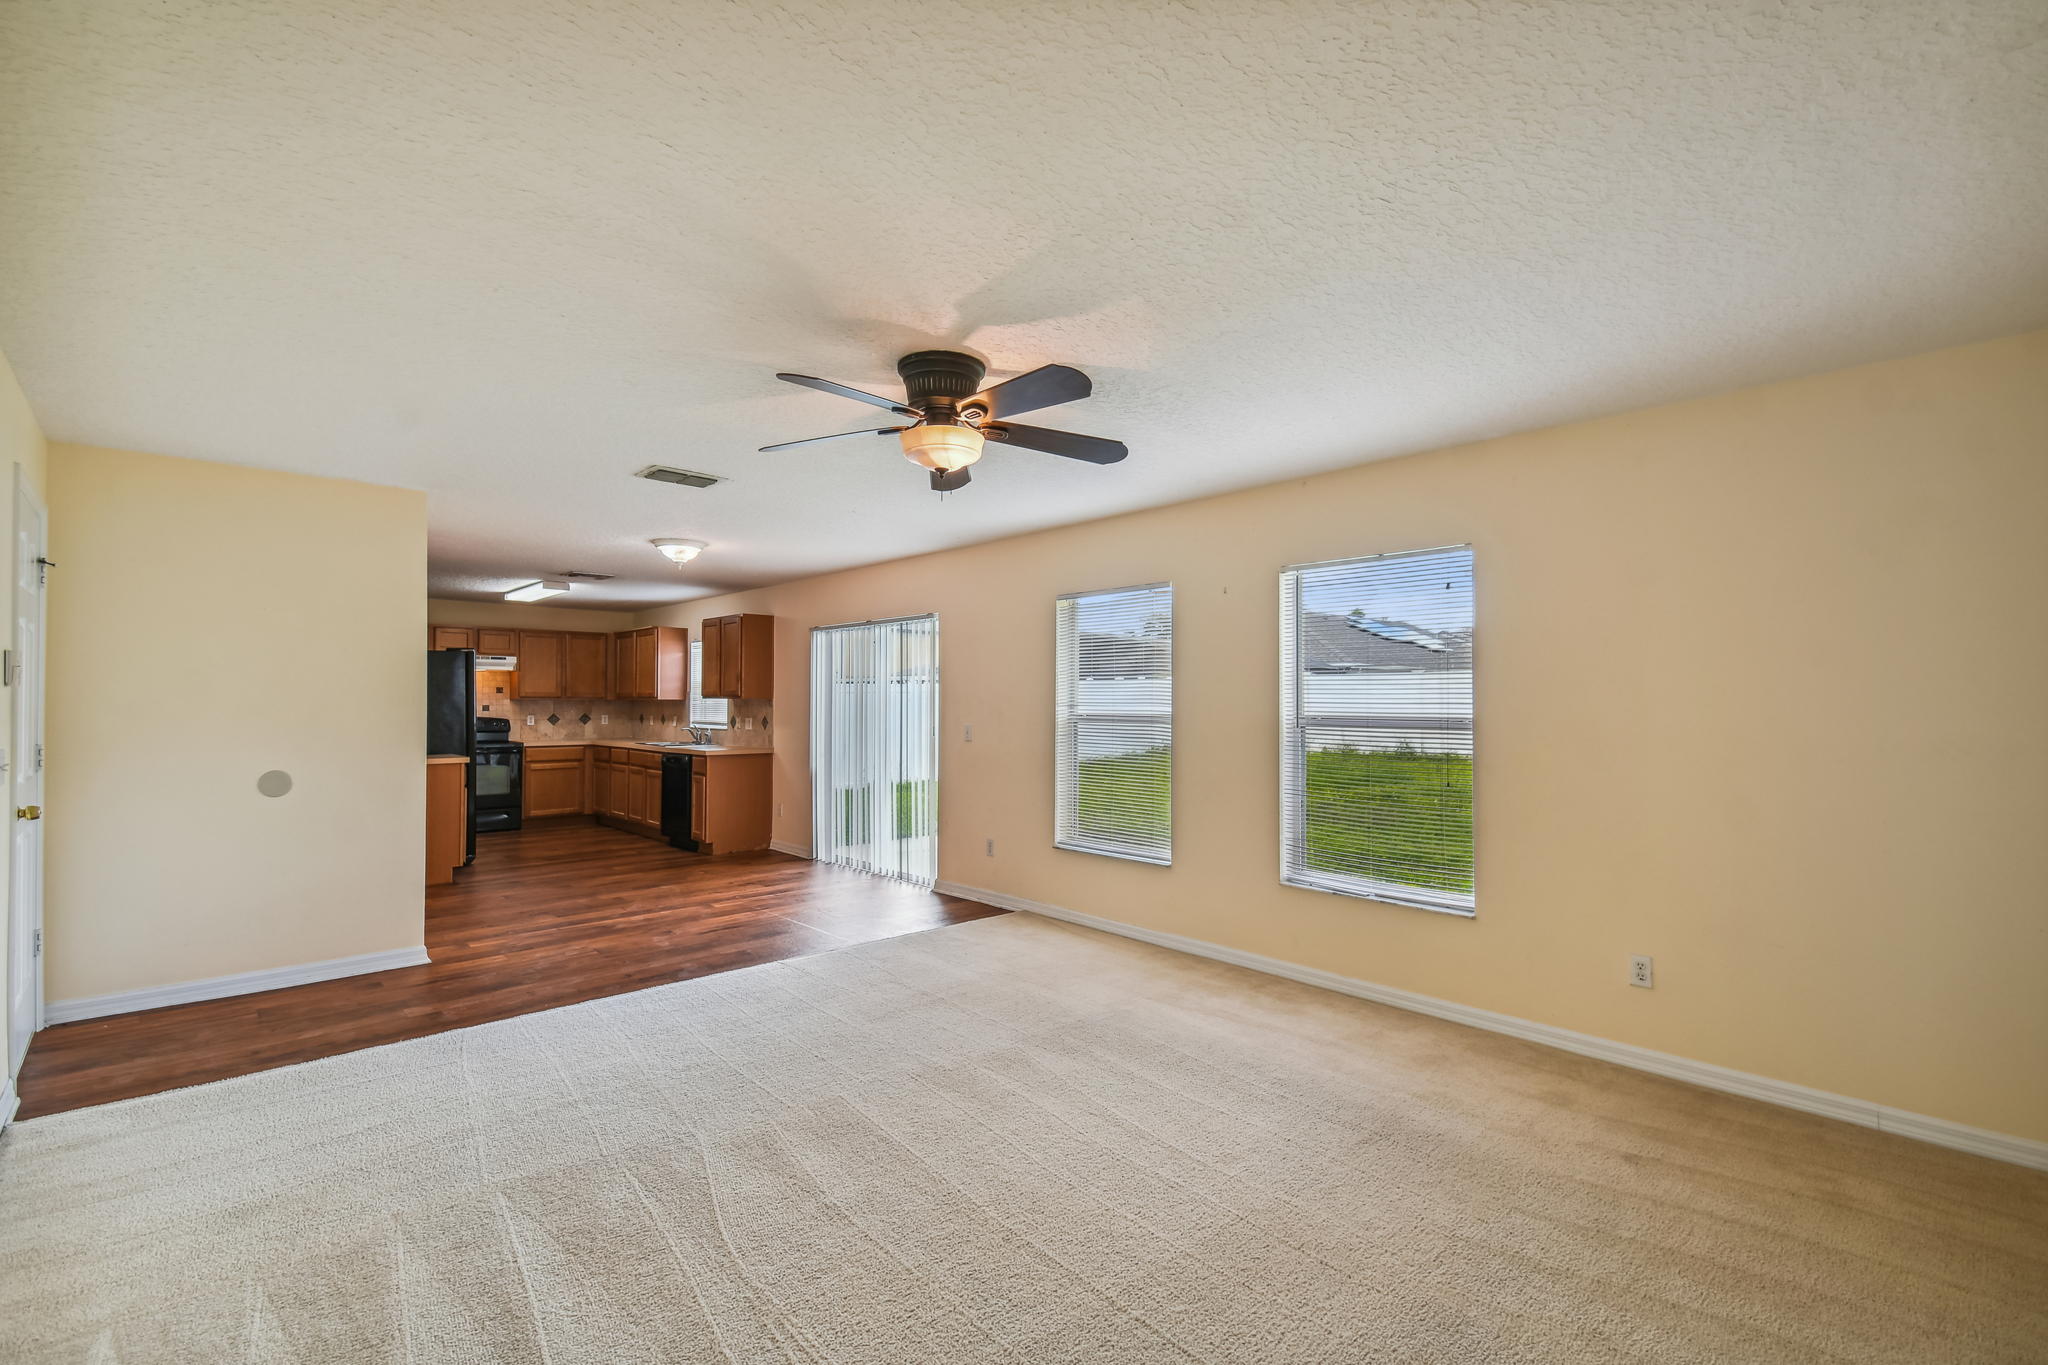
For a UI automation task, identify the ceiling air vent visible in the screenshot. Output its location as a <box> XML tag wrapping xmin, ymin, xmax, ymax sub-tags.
<box><xmin>556</xmin><ymin>570</ymin><xmax>615</xmax><ymax>581</ymax></box>
<box><xmin>635</xmin><ymin>465</ymin><xmax>721</xmax><ymax>489</ymax></box>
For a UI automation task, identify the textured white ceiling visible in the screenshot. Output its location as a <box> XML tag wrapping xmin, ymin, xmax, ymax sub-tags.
<box><xmin>3</xmin><ymin>2</ymin><xmax>2045</xmax><ymax>606</ymax></box>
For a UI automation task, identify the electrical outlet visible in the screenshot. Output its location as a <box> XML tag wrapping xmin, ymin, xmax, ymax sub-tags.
<box><xmin>1629</xmin><ymin>955</ymin><xmax>1654</xmax><ymax>989</ymax></box>
<box><xmin>600</xmin><ymin>715</ymin><xmax>608</xmax><ymax>725</ymax></box>
<box><xmin>525</xmin><ymin>715</ymin><xmax>535</xmax><ymax>726</ymax></box>
<box><xmin>985</xmin><ymin>837</ymin><xmax>995</xmax><ymax>857</ymax></box>
<box><xmin>775</xmin><ymin>803</ymin><xmax>783</xmax><ymax>818</ymax></box>
<box><xmin>964</xmin><ymin>724</ymin><xmax>974</xmax><ymax>742</ymax></box>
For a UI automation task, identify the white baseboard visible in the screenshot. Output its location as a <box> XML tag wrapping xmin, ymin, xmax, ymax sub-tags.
<box><xmin>43</xmin><ymin>946</ymin><xmax>432</xmax><ymax>1026</ymax></box>
<box><xmin>934</xmin><ymin>880</ymin><xmax>2048</xmax><ymax>1172</ymax></box>
<box><xmin>769</xmin><ymin>841</ymin><xmax>812</xmax><ymax>859</ymax></box>
<box><xmin>0</xmin><ymin>1076</ymin><xmax>17</xmax><ymax>1132</ymax></box>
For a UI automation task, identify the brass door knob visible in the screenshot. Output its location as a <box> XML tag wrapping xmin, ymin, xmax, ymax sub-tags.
<box><xmin>16</xmin><ymin>805</ymin><xmax>40</xmax><ymax>820</ymax></box>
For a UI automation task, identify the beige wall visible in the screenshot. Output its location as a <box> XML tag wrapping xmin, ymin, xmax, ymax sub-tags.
<box><xmin>427</xmin><ymin>596</ymin><xmax>637</xmax><ymax>634</ymax></box>
<box><xmin>0</xmin><ymin>353</ymin><xmax>49</xmax><ymax>1087</ymax></box>
<box><xmin>646</xmin><ymin>330</ymin><xmax>2048</xmax><ymax>1142</ymax></box>
<box><xmin>47</xmin><ymin>445</ymin><xmax>428</xmax><ymax>1002</ymax></box>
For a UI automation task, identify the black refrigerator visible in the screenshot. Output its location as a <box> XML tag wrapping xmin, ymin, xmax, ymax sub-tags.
<box><xmin>427</xmin><ymin>648</ymin><xmax>477</xmax><ymax>865</ymax></box>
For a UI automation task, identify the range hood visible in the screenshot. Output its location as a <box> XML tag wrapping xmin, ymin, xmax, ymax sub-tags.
<box><xmin>474</xmin><ymin>654</ymin><xmax>517</xmax><ymax>670</ymax></box>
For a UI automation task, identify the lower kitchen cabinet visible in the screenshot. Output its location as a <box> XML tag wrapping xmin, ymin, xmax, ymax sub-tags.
<box><xmin>593</xmin><ymin>747</ymin><xmax>663</xmax><ymax>838</ymax></box>
<box><xmin>691</xmin><ymin>752</ymin><xmax>771</xmax><ymax>854</ymax></box>
<box><xmin>584</xmin><ymin>745</ymin><xmax>769</xmax><ymax>851</ymax></box>
<box><xmin>523</xmin><ymin>745</ymin><xmax>588</xmax><ymax>818</ymax></box>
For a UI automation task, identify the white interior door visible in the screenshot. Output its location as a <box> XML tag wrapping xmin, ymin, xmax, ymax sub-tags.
<box><xmin>9</xmin><ymin>467</ymin><xmax>46</xmax><ymax>1075</ymax></box>
<box><xmin>810</xmin><ymin>615</ymin><xmax>939</xmax><ymax>886</ymax></box>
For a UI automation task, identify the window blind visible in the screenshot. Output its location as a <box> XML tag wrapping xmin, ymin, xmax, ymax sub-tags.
<box><xmin>1280</xmin><ymin>546</ymin><xmax>1474</xmax><ymax>915</ymax></box>
<box><xmin>810</xmin><ymin>615</ymin><xmax>940</xmax><ymax>886</ymax></box>
<box><xmin>688</xmin><ymin>640</ymin><xmax>730</xmax><ymax>728</ymax></box>
<box><xmin>1055</xmin><ymin>583</ymin><xmax>1173</xmax><ymax>864</ymax></box>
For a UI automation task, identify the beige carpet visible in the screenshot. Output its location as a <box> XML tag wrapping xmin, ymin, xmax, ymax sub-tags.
<box><xmin>2</xmin><ymin>915</ymin><xmax>2043</xmax><ymax>1364</ymax></box>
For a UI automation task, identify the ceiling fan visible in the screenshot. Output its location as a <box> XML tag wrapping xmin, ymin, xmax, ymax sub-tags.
<box><xmin>759</xmin><ymin>350</ymin><xmax>1127</xmax><ymax>492</ymax></box>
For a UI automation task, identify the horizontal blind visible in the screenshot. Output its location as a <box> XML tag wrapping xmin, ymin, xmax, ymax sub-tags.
<box><xmin>688</xmin><ymin>640</ymin><xmax>730</xmax><ymax>728</ymax></box>
<box><xmin>1280</xmin><ymin>546</ymin><xmax>1474</xmax><ymax>914</ymax></box>
<box><xmin>810</xmin><ymin>615</ymin><xmax>940</xmax><ymax>886</ymax></box>
<box><xmin>1055</xmin><ymin>583</ymin><xmax>1172</xmax><ymax>864</ymax></box>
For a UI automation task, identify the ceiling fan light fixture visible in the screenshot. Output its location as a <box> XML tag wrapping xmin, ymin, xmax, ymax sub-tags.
<box><xmin>504</xmin><ymin>579</ymin><xmax>571</xmax><ymax>602</ymax></box>
<box><xmin>650</xmin><ymin>537</ymin><xmax>707</xmax><ymax>566</ymax></box>
<box><xmin>898</xmin><ymin>422</ymin><xmax>984</xmax><ymax>473</ymax></box>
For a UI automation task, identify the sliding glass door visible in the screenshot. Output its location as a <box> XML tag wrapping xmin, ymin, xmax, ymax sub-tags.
<box><xmin>810</xmin><ymin>615</ymin><xmax>940</xmax><ymax>885</ymax></box>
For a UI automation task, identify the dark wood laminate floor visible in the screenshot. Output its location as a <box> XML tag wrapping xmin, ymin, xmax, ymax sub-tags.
<box><xmin>16</xmin><ymin>819</ymin><xmax>1004</xmax><ymax>1119</ymax></box>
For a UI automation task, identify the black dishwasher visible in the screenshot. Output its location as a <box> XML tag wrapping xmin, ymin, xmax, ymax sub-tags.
<box><xmin>660</xmin><ymin>753</ymin><xmax>697</xmax><ymax>851</ymax></box>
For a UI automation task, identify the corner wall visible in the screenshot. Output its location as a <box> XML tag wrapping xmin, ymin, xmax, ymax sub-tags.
<box><xmin>46</xmin><ymin>445</ymin><xmax>429</xmax><ymax>1004</ymax></box>
<box><xmin>645</xmin><ymin>330</ymin><xmax>2048</xmax><ymax>1143</ymax></box>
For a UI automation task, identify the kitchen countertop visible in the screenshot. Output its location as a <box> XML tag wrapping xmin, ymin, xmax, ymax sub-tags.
<box><xmin>519</xmin><ymin>738</ymin><xmax>774</xmax><ymax>756</ymax></box>
<box><xmin>427</xmin><ymin>754</ymin><xmax>471</xmax><ymax>765</ymax></box>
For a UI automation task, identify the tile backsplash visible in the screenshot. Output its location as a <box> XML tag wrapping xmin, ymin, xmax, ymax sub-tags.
<box><xmin>472</xmin><ymin>672</ymin><xmax>771</xmax><ymax>744</ymax></box>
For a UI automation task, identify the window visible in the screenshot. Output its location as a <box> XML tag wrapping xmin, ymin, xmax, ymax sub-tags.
<box><xmin>1280</xmin><ymin>546</ymin><xmax>1474</xmax><ymax>915</ymax></box>
<box><xmin>1055</xmin><ymin>583</ymin><xmax>1172</xmax><ymax>864</ymax></box>
<box><xmin>689</xmin><ymin>640</ymin><xmax>730</xmax><ymax>729</ymax></box>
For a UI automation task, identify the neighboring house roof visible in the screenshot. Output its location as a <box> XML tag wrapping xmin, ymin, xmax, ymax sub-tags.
<box><xmin>1076</xmin><ymin>629</ymin><xmax>1170</xmax><ymax>680</ymax></box>
<box><xmin>1299</xmin><ymin>613</ymin><xmax>1472</xmax><ymax>673</ymax></box>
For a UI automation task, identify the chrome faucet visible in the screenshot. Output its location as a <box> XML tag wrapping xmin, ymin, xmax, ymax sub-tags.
<box><xmin>686</xmin><ymin>726</ymin><xmax>715</xmax><ymax>745</ymax></box>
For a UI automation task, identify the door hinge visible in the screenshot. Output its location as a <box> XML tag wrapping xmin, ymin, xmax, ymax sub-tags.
<box><xmin>1</xmin><ymin>649</ymin><xmax>11</xmax><ymax>686</ymax></box>
<box><xmin>32</xmin><ymin>928</ymin><xmax>40</xmax><ymax>956</ymax></box>
<box><xmin>34</xmin><ymin>742</ymin><xmax>42</xmax><ymax>772</ymax></box>
<box><xmin>34</xmin><ymin>556</ymin><xmax>54</xmax><ymax>587</ymax></box>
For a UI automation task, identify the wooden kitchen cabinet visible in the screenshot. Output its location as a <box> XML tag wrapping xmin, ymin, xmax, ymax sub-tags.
<box><xmin>430</xmin><ymin>626</ymin><xmax>475</xmax><ymax>651</ymax></box>
<box><xmin>514</xmin><ymin>631</ymin><xmax>566</xmax><ymax>698</ymax></box>
<box><xmin>691</xmin><ymin>752</ymin><xmax>772</xmax><ymax>853</ymax></box>
<box><xmin>565</xmin><ymin>631</ymin><xmax>610</xmax><ymax>698</ymax></box>
<box><xmin>523</xmin><ymin>746</ymin><xmax>587</xmax><ymax>818</ymax></box>
<box><xmin>699</xmin><ymin>614</ymin><xmax>773</xmax><ymax>700</ymax></box>
<box><xmin>610</xmin><ymin>627</ymin><xmax>687</xmax><ymax>700</ymax></box>
<box><xmin>426</xmin><ymin>757</ymin><xmax>469</xmax><ymax>885</ymax></box>
<box><xmin>592</xmin><ymin>746</ymin><xmax>664</xmax><ymax>838</ymax></box>
<box><xmin>476</xmin><ymin>628</ymin><xmax>518</xmax><ymax>656</ymax></box>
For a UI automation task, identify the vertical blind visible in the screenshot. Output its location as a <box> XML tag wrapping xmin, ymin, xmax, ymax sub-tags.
<box><xmin>1055</xmin><ymin>583</ymin><xmax>1173</xmax><ymax>864</ymax></box>
<box><xmin>1280</xmin><ymin>546</ymin><xmax>1475</xmax><ymax>915</ymax></box>
<box><xmin>810</xmin><ymin>615</ymin><xmax>940</xmax><ymax>886</ymax></box>
<box><xmin>688</xmin><ymin>640</ymin><xmax>730</xmax><ymax>728</ymax></box>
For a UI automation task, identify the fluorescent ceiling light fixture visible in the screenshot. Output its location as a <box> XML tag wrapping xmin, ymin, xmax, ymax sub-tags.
<box><xmin>651</xmin><ymin>538</ymin><xmax>708</xmax><ymax>565</ymax></box>
<box><xmin>504</xmin><ymin>579</ymin><xmax>571</xmax><ymax>601</ymax></box>
<box><xmin>898</xmin><ymin>423</ymin><xmax>984</xmax><ymax>473</ymax></box>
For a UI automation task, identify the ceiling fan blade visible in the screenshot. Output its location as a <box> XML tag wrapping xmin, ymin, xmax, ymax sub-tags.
<box><xmin>930</xmin><ymin>467</ymin><xmax>972</xmax><ymax>492</ymax></box>
<box><xmin>968</xmin><ymin>364</ymin><xmax>1091</xmax><ymax>419</ymax></box>
<box><xmin>758</xmin><ymin>427</ymin><xmax>904</xmax><ymax>452</ymax></box>
<box><xmin>775</xmin><ymin>372</ymin><xmax>917</xmax><ymax>416</ymax></box>
<box><xmin>984</xmin><ymin>422</ymin><xmax>1127</xmax><ymax>464</ymax></box>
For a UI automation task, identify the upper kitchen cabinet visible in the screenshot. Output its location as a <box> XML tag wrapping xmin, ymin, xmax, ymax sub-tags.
<box><xmin>476</xmin><ymin>628</ymin><xmax>518</xmax><ymax>656</ymax></box>
<box><xmin>701</xmin><ymin>614</ymin><xmax>774</xmax><ymax>700</ymax></box>
<box><xmin>513</xmin><ymin>631</ymin><xmax>565</xmax><ymax>698</ymax></box>
<box><xmin>513</xmin><ymin>630</ymin><xmax>612</xmax><ymax>698</ymax></box>
<box><xmin>430</xmin><ymin>625</ymin><xmax>475</xmax><ymax>651</ymax></box>
<box><xmin>612</xmin><ymin>627</ymin><xmax>687</xmax><ymax>700</ymax></box>
<box><xmin>565</xmin><ymin>632</ymin><xmax>609</xmax><ymax>698</ymax></box>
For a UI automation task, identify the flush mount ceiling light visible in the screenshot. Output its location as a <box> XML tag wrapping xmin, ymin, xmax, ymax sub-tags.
<box><xmin>650</xmin><ymin>538</ymin><xmax>708</xmax><ymax>567</ymax></box>
<box><xmin>504</xmin><ymin>579</ymin><xmax>571</xmax><ymax>601</ymax></box>
<box><xmin>758</xmin><ymin>350</ymin><xmax>1126</xmax><ymax>493</ymax></box>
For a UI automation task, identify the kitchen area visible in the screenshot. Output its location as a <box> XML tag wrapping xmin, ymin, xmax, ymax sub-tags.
<box><xmin>426</xmin><ymin>613</ymin><xmax>777</xmax><ymax>885</ymax></box>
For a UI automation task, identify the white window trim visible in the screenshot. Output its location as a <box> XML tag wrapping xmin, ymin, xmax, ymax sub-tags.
<box><xmin>1278</xmin><ymin>545</ymin><xmax>1476</xmax><ymax>918</ymax></box>
<box><xmin>1054</xmin><ymin>581</ymin><xmax>1174</xmax><ymax>867</ymax></box>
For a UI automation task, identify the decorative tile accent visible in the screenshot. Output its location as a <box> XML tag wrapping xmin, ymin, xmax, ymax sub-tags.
<box><xmin>578</xmin><ymin>713</ymin><xmax>591</xmax><ymax>725</ymax></box>
<box><xmin>546</xmin><ymin>713</ymin><xmax>561</xmax><ymax>725</ymax></box>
